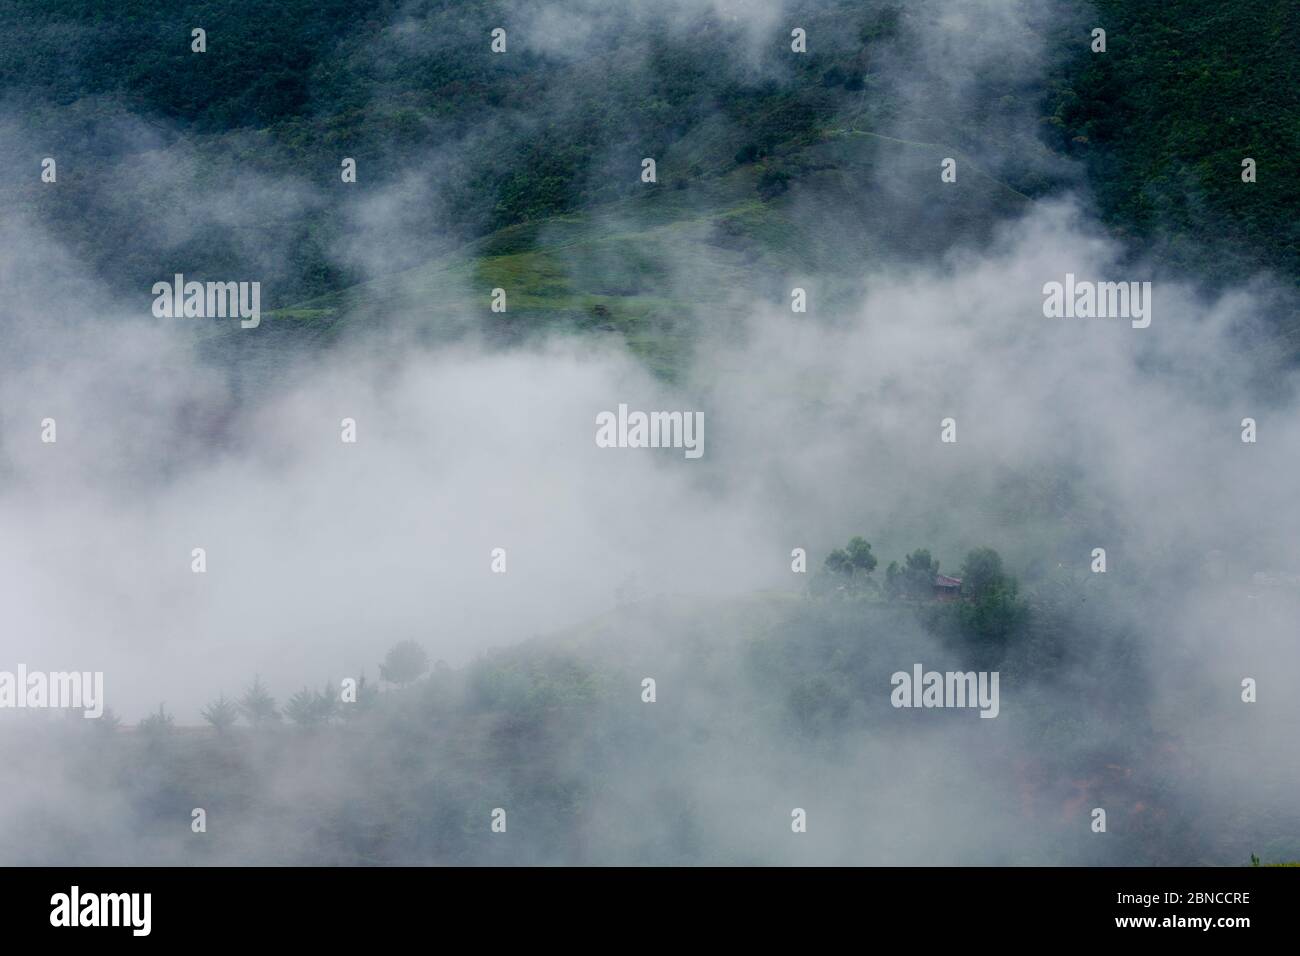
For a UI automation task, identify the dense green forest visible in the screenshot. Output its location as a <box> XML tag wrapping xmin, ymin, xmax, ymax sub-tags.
<box><xmin>1048</xmin><ymin>0</ymin><xmax>1297</xmax><ymax>292</ymax></box>
<box><xmin>1</xmin><ymin>0</ymin><xmax>1294</xmax><ymax>350</ymax></box>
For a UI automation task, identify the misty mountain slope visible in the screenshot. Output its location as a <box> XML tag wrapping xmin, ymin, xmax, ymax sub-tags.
<box><xmin>260</xmin><ymin>125</ymin><xmax>1032</xmax><ymax>376</ymax></box>
<box><xmin>2</xmin><ymin>0</ymin><xmax>1298</xmax><ymax>871</ymax></box>
<box><xmin>5</xmin><ymin>581</ymin><xmax>1293</xmax><ymax>866</ymax></box>
<box><xmin>1</xmin><ymin>0</ymin><xmax>1292</xmax><ymax>329</ymax></box>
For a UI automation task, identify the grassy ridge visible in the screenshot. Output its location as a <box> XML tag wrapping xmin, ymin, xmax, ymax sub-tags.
<box><xmin>264</xmin><ymin>127</ymin><xmax>1030</xmax><ymax>375</ymax></box>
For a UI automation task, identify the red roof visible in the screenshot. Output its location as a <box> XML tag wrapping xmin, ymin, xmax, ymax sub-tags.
<box><xmin>934</xmin><ymin>574</ymin><xmax>963</xmax><ymax>588</ymax></box>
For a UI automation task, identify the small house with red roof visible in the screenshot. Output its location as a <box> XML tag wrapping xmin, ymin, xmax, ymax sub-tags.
<box><xmin>933</xmin><ymin>574</ymin><xmax>963</xmax><ymax>601</ymax></box>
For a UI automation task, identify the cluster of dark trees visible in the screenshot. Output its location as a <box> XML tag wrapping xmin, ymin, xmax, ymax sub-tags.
<box><xmin>816</xmin><ymin>537</ymin><xmax>1029</xmax><ymax>659</ymax></box>
<box><xmin>818</xmin><ymin>536</ymin><xmax>1021</xmax><ymax>604</ymax></box>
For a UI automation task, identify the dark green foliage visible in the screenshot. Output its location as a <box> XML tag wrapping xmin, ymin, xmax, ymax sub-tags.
<box><xmin>379</xmin><ymin>640</ymin><xmax>429</xmax><ymax>687</ymax></box>
<box><xmin>885</xmin><ymin>548</ymin><xmax>941</xmax><ymax>600</ymax></box>
<box><xmin>820</xmin><ymin>535</ymin><xmax>879</xmax><ymax>595</ymax></box>
<box><xmin>467</xmin><ymin>647</ymin><xmax>600</xmax><ymax>719</ymax></box>
<box><xmin>952</xmin><ymin>548</ymin><xmax>1028</xmax><ymax>658</ymax></box>
<box><xmin>960</xmin><ymin>547</ymin><xmax>1009</xmax><ymax>602</ymax></box>
<box><xmin>2</xmin><ymin>0</ymin><xmax>1289</xmax><ymax>331</ymax></box>
<box><xmin>828</xmin><ymin>536</ymin><xmax>878</xmax><ymax>575</ymax></box>
<box><xmin>1045</xmin><ymin>0</ymin><xmax>1299</xmax><ymax>291</ymax></box>
<box><xmin>756</xmin><ymin>165</ymin><xmax>792</xmax><ymax>199</ymax></box>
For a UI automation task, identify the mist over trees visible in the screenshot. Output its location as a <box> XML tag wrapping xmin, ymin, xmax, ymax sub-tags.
<box><xmin>0</xmin><ymin>0</ymin><xmax>1295</xmax><ymax>869</ymax></box>
<box><xmin>380</xmin><ymin>641</ymin><xmax>431</xmax><ymax>688</ymax></box>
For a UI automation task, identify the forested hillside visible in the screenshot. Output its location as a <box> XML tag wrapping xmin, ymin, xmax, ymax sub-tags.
<box><xmin>9</xmin><ymin>542</ymin><xmax>1294</xmax><ymax>865</ymax></box>
<box><xmin>2</xmin><ymin>0</ymin><xmax>1294</xmax><ymax>325</ymax></box>
<box><xmin>1</xmin><ymin>0</ymin><xmax>1296</xmax><ymax>870</ymax></box>
<box><xmin>1048</xmin><ymin>0</ymin><xmax>1297</xmax><ymax>289</ymax></box>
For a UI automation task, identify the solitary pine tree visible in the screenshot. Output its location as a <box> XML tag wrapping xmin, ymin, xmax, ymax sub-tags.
<box><xmin>238</xmin><ymin>676</ymin><xmax>280</xmax><ymax>726</ymax></box>
<box><xmin>285</xmin><ymin>687</ymin><xmax>321</xmax><ymax>727</ymax></box>
<box><xmin>201</xmin><ymin>694</ymin><xmax>239</xmax><ymax>734</ymax></box>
